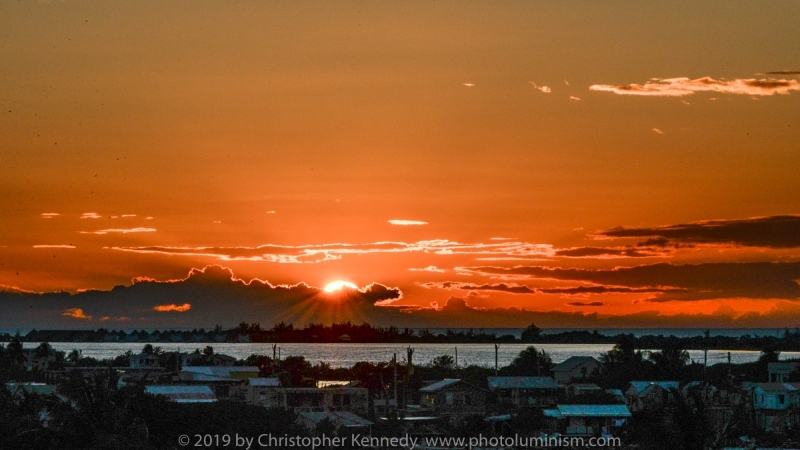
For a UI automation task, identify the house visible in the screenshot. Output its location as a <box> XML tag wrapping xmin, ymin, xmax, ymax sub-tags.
<box><xmin>245</xmin><ymin>377</ymin><xmax>282</xmax><ymax>404</ymax></box>
<box><xmin>145</xmin><ymin>385</ymin><xmax>217</xmax><ymax>403</ymax></box>
<box><xmin>551</xmin><ymin>356</ymin><xmax>600</xmax><ymax>384</ymax></box>
<box><xmin>298</xmin><ymin>411</ymin><xmax>372</xmax><ymax>433</ymax></box>
<box><xmin>543</xmin><ymin>404</ymin><xmax>630</xmax><ymax>437</ymax></box>
<box><xmin>566</xmin><ymin>383</ymin><xmax>604</xmax><ymax>398</ymax></box>
<box><xmin>486</xmin><ymin>376</ymin><xmax>563</xmax><ymax>408</ymax></box>
<box><xmin>753</xmin><ymin>382</ymin><xmax>800</xmax><ymax>432</ymax></box>
<box><xmin>129</xmin><ymin>352</ymin><xmax>162</xmax><ymax>369</ymax></box>
<box><xmin>768</xmin><ymin>362</ymin><xmax>800</xmax><ymax>383</ymax></box>
<box><xmin>182</xmin><ymin>352</ymin><xmax>237</xmax><ymax>367</ymax></box>
<box><xmin>6</xmin><ymin>382</ymin><xmax>57</xmax><ymax>400</ymax></box>
<box><xmin>624</xmin><ymin>381</ymin><xmax>678</xmax><ymax>412</ymax></box>
<box><xmin>179</xmin><ymin>366</ymin><xmax>260</xmax><ymax>381</ymax></box>
<box><xmin>419</xmin><ymin>379</ymin><xmax>486</xmax><ymax>425</ymax></box>
<box><xmin>251</xmin><ymin>386</ymin><xmax>369</xmax><ymax>415</ymax></box>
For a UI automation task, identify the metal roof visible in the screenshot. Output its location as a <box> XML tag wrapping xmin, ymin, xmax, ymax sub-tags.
<box><xmin>248</xmin><ymin>377</ymin><xmax>281</xmax><ymax>387</ymax></box>
<box><xmin>754</xmin><ymin>383</ymin><xmax>800</xmax><ymax>392</ymax></box>
<box><xmin>487</xmin><ymin>377</ymin><xmax>559</xmax><ymax>390</ymax></box>
<box><xmin>179</xmin><ymin>366</ymin><xmax>260</xmax><ymax>381</ymax></box>
<box><xmin>145</xmin><ymin>385</ymin><xmax>217</xmax><ymax>403</ymax></box>
<box><xmin>555</xmin><ymin>404</ymin><xmax>631</xmax><ymax>418</ymax></box>
<box><xmin>419</xmin><ymin>379</ymin><xmax>462</xmax><ymax>392</ymax></box>
<box><xmin>628</xmin><ymin>381</ymin><xmax>679</xmax><ymax>394</ymax></box>
<box><xmin>300</xmin><ymin>411</ymin><xmax>373</xmax><ymax>427</ymax></box>
<box><xmin>552</xmin><ymin>356</ymin><xmax>599</xmax><ymax>372</ymax></box>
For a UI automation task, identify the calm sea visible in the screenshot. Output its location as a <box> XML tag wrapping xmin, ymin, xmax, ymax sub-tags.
<box><xmin>21</xmin><ymin>341</ymin><xmax>800</xmax><ymax>368</ymax></box>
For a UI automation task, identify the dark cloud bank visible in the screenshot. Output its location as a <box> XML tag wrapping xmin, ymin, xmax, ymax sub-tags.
<box><xmin>596</xmin><ymin>215</ymin><xmax>800</xmax><ymax>249</ymax></box>
<box><xmin>4</xmin><ymin>263</ymin><xmax>800</xmax><ymax>330</ymax></box>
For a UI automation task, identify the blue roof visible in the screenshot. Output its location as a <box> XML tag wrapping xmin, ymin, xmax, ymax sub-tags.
<box><xmin>555</xmin><ymin>404</ymin><xmax>631</xmax><ymax>418</ymax></box>
<box><xmin>628</xmin><ymin>381</ymin><xmax>679</xmax><ymax>394</ymax></box>
<box><xmin>487</xmin><ymin>377</ymin><xmax>559</xmax><ymax>390</ymax></box>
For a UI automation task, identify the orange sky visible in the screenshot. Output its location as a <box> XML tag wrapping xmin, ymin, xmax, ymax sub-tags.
<box><xmin>1</xmin><ymin>1</ymin><xmax>800</xmax><ymax>329</ymax></box>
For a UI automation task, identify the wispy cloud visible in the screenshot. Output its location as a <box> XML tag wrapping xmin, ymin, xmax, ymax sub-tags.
<box><xmin>464</xmin><ymin>262</ymin><xmax>800</xmax><ymax>302</ymax></box>
<box><xmin>409</xmin><ymin>266</ymin><xmax>446</xmax><ymax>273</ymax></box>
<box><xmin>154</xmin><ymin>303</ymin><xmax>191</xmax><ymax>312</ymax></box>
<box><xmin>80</xmin><ymin>212</ymin><xmax>101</xmax><ymax>219</ymax></box>
<box><xmin>652</xmin><ymin>128</ymin><xmax>664</xmax><ymax>134</ymax></box>
<box><xmin>62</xmin><ymin>308</ymin><xmax>91</xmax><ymax>320</ymax></box>
<box><xmin>113</xmin><ymin>240</ymin><xmax>556</xmax><ymax>264</ymax></box>
<box><xmin>82</xmin><ymin>227</ymin><xmax>157</xmax><ymax>235</ymax></box>
<box><xmin>420</xmin><ymin>281</ymin><xmax>671</xmax><ymax>296</ymax></box>
<box><xmin>566</xmin><ymin>301</ymin><xmax>605</xmax><ymax>307</ymax></box>
<box><xmin>388</xmin><ymin>220</ymin><xmax>428</xmax><ymax>226</ymax></box>
<box><xmin>41</xmin><ymin>213</ymin><xmax>59</xmax><ymax>219</ymax></box>
<box><xmin>569</xmin><ymin>96</ymin><xmax>581</xmax><ymax>101</ymax></box>
<box><xmin>33</xmin><ymin>245</ymin><xmax>76</xmax><ymax>249</ymax></box>
<box><xmin>762</xmin><ymin>70</ymin><xmax>800</xmax><ymax>76</ymax></box>
<box><xmin>463</xmin><ymin>83</ymin><xmax>475</xmax><ymax>87</ymax></box>
<box><xmin>529</xmin><ymin>82</ymin><xmax>551</xmax><ymax>93</ymax></box>
<box><xmin>590</xmin><ymin>76</ymin><xmax>800</xmax><ymax>97</ymax></box>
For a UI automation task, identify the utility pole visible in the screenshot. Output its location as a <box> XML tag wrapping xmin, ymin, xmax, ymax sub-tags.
<box><xmin>455</xmin><ymin>347</ymin><xmax>458</xmax><ymax>369</ymax></box>
<box><xmin>494</xmin><ymin>344</ymin><xmax>499</xmax><ymax>376</ymax></box>
<box><xmin>272</xmin><ymin>343</ymin><xmax>277</xmax><ymax>361</ymax></box>
<box><xmin>728</xmin><ymin>352</ymin><xmax>732</xmax><ymax>379</ymax></box>
<box><xmin>393</xmin><ymin>353</ymin><xmax>398</xmax><ymax>411</ymax></box>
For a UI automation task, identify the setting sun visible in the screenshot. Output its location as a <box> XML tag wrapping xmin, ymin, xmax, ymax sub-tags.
<box><xmin>323</xmin><ymin>281</ymin><xmax>359</xmax><ymax>293</ymax></box>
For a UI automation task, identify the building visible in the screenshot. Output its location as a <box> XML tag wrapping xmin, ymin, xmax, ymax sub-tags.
<box><xmin>624</xmin><ymin>381</ymin><xmax>679</xmax><ymax>412</ymax></box>
<box><xmin>768</xmin><ymin>362</ymin><xmax>800</xmax><ymax>383</ymax></box>
<box><xmin>144</xmin><ymin>385</ymin><xmax>217</xmax><ymax>403</ymax></box>
<box><xmin>251</xmin><ymin>386</ymin><xmax>369</xmax><ymax>415</ymax></box>
<box><xmin>487</xmin><ymin>376</ymin><xmax>563</xmax><ymax>408</ymax></box>
<box><xmin>419</xmin><ymin>379</ymin><xmax>486</xmax><ymax>425</ymax></box>
<box><xmin>543</xmin><ymin>404</ymin><xmax>630</xmax><ymax>437</ymax></box>
<box><xmin>753</xmin><ymin>382</ymin><xmax>800</xmax><ymax>432</ymax></box>
<box><xmin>245</xmin><ymin>377</ymin><xmax>282</xmax><ymax>404</ymax></box>
<box><xmin>298</xmin><ymin>411</ymin><xmax>373</xmax><ymax>433</ymax></box>
<box><xmin>129</xmin><ymin>351</ymin><xmax>162</xmax><ymax>369</ymax></box>
<box><xmin>566</xmin><ymin>383</ymin><xmax>604</xmax><ymax>398</ymax></box>
<box><xmin>551</xmin><ymin>356</ymin><xmax>600</xmax><ymax>385</ymax></box>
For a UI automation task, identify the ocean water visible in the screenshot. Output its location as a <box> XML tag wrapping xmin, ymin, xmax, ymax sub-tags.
<box><xmin>22</xmin><ymin>341</ymin><xmax>800</xmax><ymax>368</ymax></box>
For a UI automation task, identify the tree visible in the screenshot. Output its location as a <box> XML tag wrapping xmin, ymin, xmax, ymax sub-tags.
<box><xmin>520</xmin><ymin>323</ymin><xmax>542</xmax><ymax>342</ymax></box>
<box><xmin>504</xmin><ymin>346</ymin><xmax>552</xmax><ymax>376</ymax></box>
<box><xmin>431</xmin><ymin>355</ymin><xmax>454</xmax><ymax>370</ymax></box>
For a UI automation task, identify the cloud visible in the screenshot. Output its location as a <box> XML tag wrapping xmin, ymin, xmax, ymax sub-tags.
<box><xmin>569</xmin><ymin>96</ymin><xmax>581</xmax><ymax>101</ymax></box>
<box><xmin>409</xmin><ymin>266</ymin><xmax>446</xmax><ymax>273</ymax></box>
<box><xmin>565</xmin><ymin>302</ymin><xmax>605</xmax><ymax>307</ymax></box>
<box><xmin>490</xmin><ymin>237</ymin><xmax>517</xmax><ymax>241</ymax></box>
<box><xmin>465</xmin><ymin>262</ymin><xmax>800</xmax><ymax>302</ymax></box>
<box><xmin>421</xmin><ymin>281</ymin><xmax>672</xmax><ymax>296</ymax></box>
<box><xmin>762</xmin><ymin>71</ymin><xmax>800</xmax><ymax>75</ymax></box>
<box><xmin>82</xmin><ymin>227</ymin><xmax>157</xmax><ymax>235</ymax></box>
<box><xmin>595</xmin><ymin>214</ymin><xmax>800</xmax><ymax>248</ymax></box>
<box><xmin>33</xmin><ymin>245</ymin><xmax>76</xmax><ymax>249</ymax></box>
<box><xmin>62</xmin><ymin>308</ymin><xmax>91</xmax><ymax>320</ymax></box>
<box><xmin>652</xmin><ymin>128</ymin><xmax>664</xmax><ymax>134</ymax></box>
<box><xmin>590</xmin><ymin>76</ymin><xmax>800</xmax><ymax>97</ymax></box>
<box><xmin>463</xmin><ymin>83</ymin><xmax>475</xmax><ymax>87</ymax></box>
<box><xmin>112</xmin><ymin>240</ymin><xmax>556</xmax><ymax>264</ymax></box>
<box><xmin>41</xmin><ymin>213</ymin><xmax>59</xmax><ymax>219</ymax></box>
<box><xmin>388</xmin><ymin>220</ymin><xmax>428</xmax><ymax>226</ymax></box>
<box><xmin>81</xmin><ymin>213</ymin><xmax>101</xmax><ymax>219</ymax></box>
<box><xmin>529</xmin><ymin>82</ymin><xmax>551</xmax><ymax>93</ymax></box>
<box><xmin>554</xmin><ymin>246</ymin><xmax>671</xmax><ymax>258</ymax></box>
<box><xmin>0</xmin><ymin>265</ymin><xmax>403</xmax><ymax>328</ymax></box>
<box><xmin>154</xmin><ymin>303</ymin><xmax>192</xmax><ymax>312</ymax></box>
<box><xmin>121</xmin><ymin>214</ymin><xmax>137</xmax><ymax>218</ymax></box>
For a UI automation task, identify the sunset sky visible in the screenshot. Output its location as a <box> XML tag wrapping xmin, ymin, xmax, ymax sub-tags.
<box><xmin>2</xmin><ymin>1</ymin><xmax>800</xmax><ymax>329</ymax></box>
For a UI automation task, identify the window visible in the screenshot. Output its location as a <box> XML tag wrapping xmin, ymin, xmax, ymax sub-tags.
<box><xmin>780</xmin><ymin>394</ymin><xmax>786</xmax><ymax>405</ymax></box>
<box><xmin>446</xmin><ymin>393</ymin><xmax>454</xmax><ymax>405</ymax></box>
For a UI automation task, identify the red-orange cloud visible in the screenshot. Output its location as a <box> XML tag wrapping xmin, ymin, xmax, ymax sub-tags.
<box><xmin>154</xmin><ymin>303</ymin><xmax>192</xmax><ymax>312</ymax></box>
<box><xmin>62</xmin><ymin>308</ymin><xmax>91</xmax><ymax>320</ymax></box>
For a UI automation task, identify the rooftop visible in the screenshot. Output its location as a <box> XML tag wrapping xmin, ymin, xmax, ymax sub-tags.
<box><xmin>487</xmin><ymin>376</ymin><xmax>559</xmax><ymax>390</ymax></box>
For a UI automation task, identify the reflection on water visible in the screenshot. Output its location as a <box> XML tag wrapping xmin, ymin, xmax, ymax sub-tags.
<box><xmin>25</xmin><ymin>342</ymin><xmax>800</xmax><ymax>368</ymax></box>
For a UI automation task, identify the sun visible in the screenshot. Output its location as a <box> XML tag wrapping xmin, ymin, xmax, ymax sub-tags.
<box><xmin>323</xmin><ymin>280</ymin><xmax>358</xmax><ymax>293</ymax></box>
